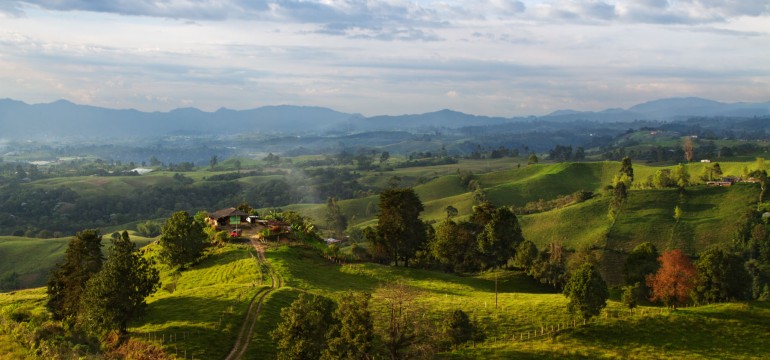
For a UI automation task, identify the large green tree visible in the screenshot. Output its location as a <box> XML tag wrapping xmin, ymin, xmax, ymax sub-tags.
<box><xmin>563</xmin><ymin>263</ymin><xmax>609</xmax><ymax>321</ymax></box>
<box><xmin>272</xmin><ymin>294</ymin><xmax>336</xmax><ymax>360</ymax></box>
<box><xmin>477</xmin><ymin>206</ymin><xmax>523</xmax><ymax>269</ymax></box>
<box><xmin>431</xmin><ymin>219</ymin><xmax>480</xmax><ymax>273</ymax></box>
<box><xmin>377</xmin><ymin>188</ymin><xmax>426</xmax><ymax>267</ymax></box>
<box><xmin>693</xmin><ymin>247</ymin><xmax>751</xmax><ymax>304</ymax></box>
<box><xmin>323</xmin><ymin>291</ymin><xmax>374</xmax><ymax>360</ymax></box>
<box><xmin>46</xmin><ymin>229</ymin><xmax>104</xmax><ymax>321</ymax></box>
<box><xmin>79</xmin><ymin>231</ymin><xmax>160</xmax><ymax>334</ymax></box>
<box><xmin>159</xmin><ymin>211</ymin><xmax>207</xmax><ymax>267</ymax></box>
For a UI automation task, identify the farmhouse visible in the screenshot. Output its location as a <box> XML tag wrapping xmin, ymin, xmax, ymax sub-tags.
<box><xmin>207</xmin><ymin>207</ymin><xmax>249</xmax><ymax>228</ymax></box>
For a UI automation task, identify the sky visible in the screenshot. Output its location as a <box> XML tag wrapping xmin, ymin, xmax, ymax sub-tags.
<box><xmin>0</xmin><ymin>0</ymin><xmax>768</xmax><ymax>116</ymax></box>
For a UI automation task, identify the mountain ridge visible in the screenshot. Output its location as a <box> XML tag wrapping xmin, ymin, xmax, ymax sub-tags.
<box><xmin>0</xmin><ymin>97</ymin><xmax>768</xmax><ymax>139</ymax></box>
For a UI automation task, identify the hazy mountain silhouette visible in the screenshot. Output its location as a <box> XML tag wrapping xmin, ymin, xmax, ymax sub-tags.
<box><xmin>0</xmin><ymin>97</ymin><xmax>767</xmax><ymax>139</ymax></box>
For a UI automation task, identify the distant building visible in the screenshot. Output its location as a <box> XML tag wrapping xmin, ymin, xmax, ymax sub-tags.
<box><xmin>700</xmin><ymin>159</ymin><xmax>711</xmax><ymax>163</ymax></box>
<box><xmin>207</xmin><ymin>207</ymin><xmax>249</xmax><ymax>228</ymax></box>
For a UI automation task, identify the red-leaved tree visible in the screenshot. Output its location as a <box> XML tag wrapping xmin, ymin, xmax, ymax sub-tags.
<box><xmin>646</xmin><ymin>249</ymin><xmax>697</xmax><ymax>309</ymax></box>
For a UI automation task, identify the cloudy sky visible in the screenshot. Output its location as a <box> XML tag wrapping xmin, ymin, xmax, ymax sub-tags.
<box><xmin>1</xmin><ymin>1</ymin><xmax>768</xmax><ymax>116</ymax></box>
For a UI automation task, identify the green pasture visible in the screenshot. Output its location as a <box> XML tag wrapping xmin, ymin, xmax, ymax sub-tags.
<box><xmin>0</xmin><ymin>232</ymin><xmax>155</xmax><ymax>289</ymax></box>
<box><xmin>129</xmin><ymin>243</ymin><xmax>262</xmax><ymax>360</ymax></box>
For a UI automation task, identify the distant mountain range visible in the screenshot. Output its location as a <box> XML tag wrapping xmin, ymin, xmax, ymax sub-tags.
<box><xmin>0</xmin><ymin>97</ymin><xmax>767</xmax><ymax>139</ymax></box>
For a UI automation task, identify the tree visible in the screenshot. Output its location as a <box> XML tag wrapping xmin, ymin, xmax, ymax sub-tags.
<box><xmin>623</xmin><ymin>242</ymin><xmax>660</xmax><ymax>300</ymax></box>
<box><xmin>46</xmin><ymin>229</ymin><xmax>104</xmax><ymax>321</ymax></box>
<box><xmin>693</xmin><ymin>247</ymin><xmax>751</xmax><ymax>304</ymax></box>
<box><xmin>674</xmin><ymin>205</ymin><xmax>683</xmax><ymax>222</ymax></box>
<box><xmin>209</xmin><ymin>155</ymin><xmax>218</xmax><ymax>169</ymax></box>
<box><xmin>377</xmin><ymin>188</ymin><xmax>426</xmax><ymax>267</ymax></box>
<box><xmin>529</xmin><ymin>243</ymin><xmax>567</xmax><ymax>289</ymax></box>
<box><xmin>527</xmin><ymin>153</ymin><xmax>538</xmax><ymax>165</ymax></box>
<box><xmin>373</xmin><ymin>282</ymin><xmax>432</xmax><ymax>360</ymax></box>
<box><xmin>325</xmin><ymin>197</ymin><xmax>348</xmax><ymax>238</ymax></box>
<box><xmin>440</xmin><ymin>309</ymin><xmax>481</xmax><ymax>349</ymax></box>
<box><xmin>272</xmin><ymin>294</ymin><xmax>336</xmax><ymax>360</ymax></box>
<box><xmin>323</xmin><ymin>291</ymin><xmax>374</xmax><ymax>360</ymax></box>
<box><xmin>621</xmin><ymin>282</ymin><xmax>641</xmax><ymax>310</ymax></box>
<box><xmin>380</xmin><ymin>151</ymin><xmax>390</xmax><ymax>164</ymax></box>
<box><xmin>620</xmin><ymin>156</ymin><xmax>634</xmax><ymax>184</ymax></box>
<box><xmin>78</xmin><ymin>231</ymin><xmax>160</xmax><ymax>334</ymax></box>
<box><xmin>513</xmin><ymin>240</ymin><xmax>538</xmax><ymax>271</ymax></box>
<box><xmin>477</xmin><ymin>206</ymin><xmax>524</xmax><ymax>269</ymax></box>
<box><xmin>444</xmin><ymin>205</ymin><xmax>458</xmax><ymax>218</ymax></box>
<box><xmin>159</xmin><ymin>211</ymin><xmax>207</xmax><ymax>268</ymax></box>
<box><xmin>673</xmin><ymin>163</ymin><xmax>690</xmax><ymax>188</ymax></box>
<box><xmin>683</xmin><ymin>136</ymin><xmax>694</xmax><ymax>162</ymax></box>
<box><xmin>563</xmin><ymin>263</ymin><xmax>609</xmax><ymax>321</ymax></box>
<box><xmin>646</xmin><ymin>249</ymin><xmax>697</xmax><ymax>309</ymax></box>
<box><xmin>136</xmin><ymin>220</ymin><xmax>162</xmax><ymax>237</ymax></box>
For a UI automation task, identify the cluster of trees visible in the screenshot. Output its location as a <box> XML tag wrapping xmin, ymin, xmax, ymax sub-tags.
<box><xmin>46</xmin><ymin>230</ymin><xmax>160</xmax><ymax>336</ymax></box>
<box><xmin>548</xmin><ymin>145</ymin><xmax>586</xmax><ymax>162</ymax></box>
<box><xmin>271</xmin><ymin>283</ymin><xmax>483</xmax><ymax>360</ymax></box>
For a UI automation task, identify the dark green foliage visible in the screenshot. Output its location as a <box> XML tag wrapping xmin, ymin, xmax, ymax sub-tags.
<box><xmin>620</xmin><ymin>156</ymin><xmax>634</xmax><ymax>182</ymax></box>
<box><xmin>477</xmin><ymin>206</ymin><xmax>523</xmax><ymax>269</ymax></box>
<box><xmin>441</xmin><ymin>309</ymin><xmax>481</xmax><ymax>348</ymax></box>
<box><xmin>136</xmin><ymin>220</ymin><xmax>162</xmax><ymax>237</ymax></box>
<box><xmin>693</xmin><ymin>247</ymin><xmax>751</xmax><ymax>303</ymax></box>
<box><xmin>376</xmin><ymin>188</ymin><xmax>426</xmax><ymax>267</ymax></box>
<box><xmin>563</xmin><ymin>263</ymin><xmax>609</xmax><ymax>321</ymax></box>
<box><xmin>159</xmin><ymin>211</ymin><xmax>207</xmax><ymax>268</ymax></box>
<box><xmin>513</xmin><ymin>240</ymin><xmax>538</xmax><ymax>271</ymax></box>
<box><xmin>0</xmin><ymin>271</ymin><xmax>20</xmax><ymax>291</ymax></box>
<box><xmin>529</xmin><ymin>243</ymin><xmax>568</xmax><ymax>289</ymax></box>
<box><xmin>744</xmin><ymin>259</ymin><xmax>770</xmax><ymax>300</ymax></box>
<box><xmin>272</xmin><ymin>294</ymin><xmax>336</xmax><ymax>360</ymax></box>
<box><xmin>323</xmin><ymin>291</ymin><xmax>374</xmax><ymax>360</ymax></box>
<box><xmin>431</xmin><ymin>219</ymin><xmax>480</xmax><ymax>273</ymax></box>
<box><xmin>623</xmin><ymin>242</ymin><xmax>660</xmax><ymax>299</ymax></box>
<box><xmin>46</xmin><ymin>229</ymin><xmax>103</xmax><ymax>321</ymax></box>
<box><xmin>78</xmin><ymin>231</ymin><xmax>160</xmax><ymax>334</ymax></box>
<box><xmin>621</xmin><ymin>282</ymin><xmax>641</xmax><ymax>309</ymax></box>
<box><xmin>325</xmin><ymin>197</ymin><xmax>348</xmax><ymax>238</ymax></box>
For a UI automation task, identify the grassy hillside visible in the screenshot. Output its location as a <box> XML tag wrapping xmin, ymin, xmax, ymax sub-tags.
<box><xmin>0</xmin><ymin>233</ymin><xmax>155</xmax><ymax>289</ymax></box>
<box><xmin>128</xmin><ymin>243</ymin><xmax>262</xmax><ymax>360</ymax></box>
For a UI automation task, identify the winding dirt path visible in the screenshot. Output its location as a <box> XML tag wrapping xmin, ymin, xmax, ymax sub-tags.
<box><xmin>224</xmin><ymin>238</ymin><xmax>282</xmax><ymax>360</ymax></box>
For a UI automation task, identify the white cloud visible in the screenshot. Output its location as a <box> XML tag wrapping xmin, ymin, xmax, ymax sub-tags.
<box><xmin>0</xmin><ymin>1</ymin><xmax>767</xmax><ymax>116</ymax></box>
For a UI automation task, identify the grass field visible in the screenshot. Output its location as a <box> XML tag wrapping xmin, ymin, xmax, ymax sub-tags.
<box><xmin>0</xmin><ymin>232</ymin><xmax>156</xmax><ymax>289</ymax></box>
<box><xmin>128</xmin><ymin>243</ymin><xmax>263</xmax><ymax>360</ymax></box>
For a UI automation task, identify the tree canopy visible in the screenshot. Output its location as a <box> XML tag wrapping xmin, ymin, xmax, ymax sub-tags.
<box><xmin>377</xmin><ymin>188</ymin><xmax>426</xmax><ymax>267</ymax></box>
<box><xmin>79</xmin><ymin>231</ymin><xmax>160</xmax><ymax>334</ymax></box>
<box><xmin>563</xmin><ymin>263</ymin><xmax>609</xmax><ymax>321</ymax></box>
<box><xmin>46</xmin><ymin>229</ymin><xmax>104</xmax><ymax>321</ymax></box>
<box><xmin>647</xmin><ymin>249</ymin><xmax>697</xmax><ymax>309</ymax></box>
<box><xmin>159</xmin><ymin>211</ymin><xmax>207</xmax><ymax>267</ymax></box>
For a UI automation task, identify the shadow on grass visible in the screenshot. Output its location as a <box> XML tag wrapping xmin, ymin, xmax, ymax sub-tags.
<box><xmin>269</xmin><ymin>245</ymin><xmax>556</xmax><ymax>296</ymax></box>
<box><xmin>131</xmin><ymin>294</ymin><xmax>246</xmax><ymax>360</ymax></box>
<box><xmin>562</xmin><ymin>310</ymin><xmax>770</xmax><ymax>359</ymax></box>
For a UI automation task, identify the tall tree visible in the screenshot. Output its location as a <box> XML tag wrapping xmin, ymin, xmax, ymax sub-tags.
<box><xmin>623</xmin><ymin>242</ymin><xmax>660</xmax><ymax>300</ymax></box>
<box><xmin>46</xmin><ymin>229</ymin><xmax>104</xmax><ymax>321</ymax></box>
<box><xmin>477</xmin><ymin>206</ymin><xmax>524</xmax><ymax>269</ymax></box>
<box><xmin>431</xmin><ymin>219</ymin><xmax>480</xmax><ymax>273</ymax></box>
<box><xmin>325</xmin><ymin>197</ymin><xmax>348</xmax><ymax>238</ymax></box>
<box><xmin>323</xmin><ymin>291</ymin><xmax>374</xmax><ymax>360</ymax></box>
<box><xmin>377</xmin><ymin>188</ymin><xmax>426</xmax><ymax>267</ymax></box>
<box><xmin>159</xmin><ymin>211</ymin><xmax>207</xmax><ymax>268</ymax></box>
<box><xmin>646</xmin><ymin>249</ymin><xmax>697</xmax><ymax>309</ymax></box>
<box><xmin>272</xmin><ymin>294</ymin><xmax>337</xmax><ymax>360</ymax></box>
<box><xmin>683</xmin><ymin>137</ymin><xmax>694</xmax><ymax>162</ymax></box>
<box><xmin>79</xmin><ymin>231</ymin><xmax>160</xmax><ymax>334</ymax></box>
<box><xmin>563</xmin><ymin>263</ymin><xmax>609</xmax><ymax>321</ymax></box>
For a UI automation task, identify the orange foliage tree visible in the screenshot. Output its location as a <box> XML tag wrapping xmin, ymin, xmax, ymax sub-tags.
<box><xmin>646</xmin><ymin>249</ymin><xmax>697</xmax><ymax>309</ymax></box>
